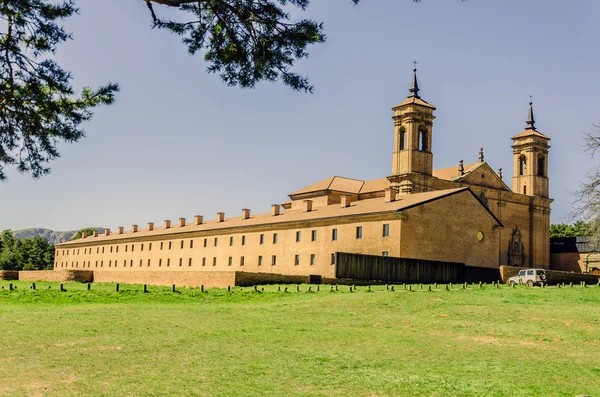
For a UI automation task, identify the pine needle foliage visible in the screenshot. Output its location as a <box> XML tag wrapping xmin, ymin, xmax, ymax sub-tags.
<box><xmin>0</xmin><ymin>0</ymin><xmax>119</xmax><ymax>180</ymax></box>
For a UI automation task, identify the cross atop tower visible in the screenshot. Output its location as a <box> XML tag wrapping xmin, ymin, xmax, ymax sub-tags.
<box><xmin>408</xmin><ymin>63</ymin><xmax>420</xmax><ymax>99</ymax></box>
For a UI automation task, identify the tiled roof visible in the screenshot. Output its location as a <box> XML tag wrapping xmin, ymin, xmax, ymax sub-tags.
<box><xmin>57</xmin><ymin>188</ymin><xmax>472</xmax><ymax>247</ymax></box>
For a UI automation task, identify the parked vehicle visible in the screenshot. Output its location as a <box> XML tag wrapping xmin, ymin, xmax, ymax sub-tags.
<box><xmin>508</xmin><ymin>269</ymin><xmax>547</xmax><ymax>287</ymax></box>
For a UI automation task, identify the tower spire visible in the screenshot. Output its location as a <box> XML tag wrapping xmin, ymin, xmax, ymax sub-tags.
<box><xmin>408</xmin><ymin>61</ymin><xmax>420</xmax><ymax>99</ymax></box>
<box><xmin>526</xmin><ymin>98</ymin><xmax>536</xmax><ymax>130</ymax></box>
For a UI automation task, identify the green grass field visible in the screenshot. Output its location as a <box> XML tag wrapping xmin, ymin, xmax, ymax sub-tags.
<box><xmin>0</xmin><ymin>281</ymin><xmax>599</xmax><ymax>397</ymax></box>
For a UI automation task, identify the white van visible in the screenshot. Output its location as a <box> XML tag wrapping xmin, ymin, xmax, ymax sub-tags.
<box><xmin>508</xmin><ymin>269</ymin><xmax>547</xmax><ymax>287</ymax></box>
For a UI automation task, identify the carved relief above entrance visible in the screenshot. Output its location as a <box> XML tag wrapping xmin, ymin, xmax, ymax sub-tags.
<box><xmin>508</xmin><ymin>225</ymin><xmax>526</xmax><ymax>267</ymax></box>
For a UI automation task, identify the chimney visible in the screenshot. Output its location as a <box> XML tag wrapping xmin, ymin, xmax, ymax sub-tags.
<box><xmin>179</xmin><ymin>218</ymin><xmax>186</xmax><ymax>227</ymax></box>
<box><xmin>105</xmin><ymin>229</ymin><xmax>111</xmax><ymax>236</ymax></box>
<box><xmin>118</xmin><ymin>227</ymin><xmax>124</xmax><ymax>235</ymax></box>
<box><xmin>132</xmin><ymin>225</ymin><xmax>138</xmax><ymax>233</ymax></box>
<box><xmin>147</xmin><ymin>222</ymin><xmax>154</xmax><ymax>231</ymax></box>
<box><xmin>93</xmin><ymin>230</ymin><xmax>98</xmax><ymax>237</ymax></box>
<box><xmin>194</xmin><ymin>215</ymin><xmax>203</xmax><ymax>225</ymax></box>
<box><xmin>303</xmin><ymin>200</ymin><xmax>313</xmax><ymax>213</ymax></box>
<box><xmin>385</xmin><ymin>188</ymin><xmax>397</xmax><ymax>203</ymax></box>
<box><xmin>217</xmin><ymin>212</ymin><xmax>225</xmax><ymax>223</ymax></box>
<box><xmin>341</xmin><ymin>195</ymin><xmax>351</xmax><ymax>208</ymax></box>
<box><xmin>164</xmin><ymin>220</ymin><xmax>171</xmax><ymax>229</ymax></box>
<box><xmin>82</xmin><ymin>232</ymin><xmax>87</xmax><ymax>239</ymax></box>
<box><xmin>242</xmin><ymin>209</ymin><xmax>251</xmax><ymax>220</ymax></box>
<box><xmin>271</xmin><ymin>204</ymin><xmax>280</xmax><ymax>216</ymax></box>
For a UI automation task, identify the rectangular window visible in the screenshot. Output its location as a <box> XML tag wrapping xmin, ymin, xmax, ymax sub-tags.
<box><xmin>258</xmin><ymin>255</ymin><xmax>263</xmax><ymax>266</ymax></box>
<box><xmin>296</xmin><ymin>231</ymin><xmax>301</xmax><ymax>242</ymax></box>
<box><xmin>168</xmin><ymin>241</ymin><xmax>172</xmax><ymax>250</ymax></box>
<box><xmin>331</xmin><ymin>253</ymin><xmax>336</xmax><ymax>265</ymax></box>
<box><xmin>149</xmin><ymin>243</ymin><xmax>152</xmax><ymax>251</ymax></box>
<box><xmin>132</xmin><ymin>244</ymin><xmax>135</xmax><ymax>252</ymax></box>
<box><xmin>240</xmin><ymin>256</ymin><xmax>245</xmax><ymax>266</ymax></box>
<box><xmin>160</xmin><ymin>242</ymin><xmax>163</xmax><ymax>250</ymax></box>
<box><xmin>273</xmin><ymin>233</ymin><xmax>278</xmax><ymax>244</ymax></box>
<box><xmin>271</xmin><ymin>255</ymin><xmax>277</xmax><ymax>266</ymax></box>
<box><xmin>310</xmin><ymin>254</ymin><xmax>315</xmax><ymax>266</ymax></box>
<box><xmin>78</xmin><ymin>249</ymin><xmax>80</xmax><ymax>255</ymax></box>
<box><xmin>214</xmin><ymin>237</ymin><xmax>218</xmax><ymax>247</ymax></box>
<box><xmin>295</xmin><ymin>254</ymin><xmax>300</xmax><ymax>266</ymax></box>
<box><xmin>141</xmin><ymin>243</ymin><xmax>144</xmax><ymax>251</ymax></box>
<box><xmin>123</xmin><ymin>260</ymin><xmax>126</xmax><ymax>267</ymax></box>
<box><xmin>213</xmin><ymin>257</ymin><xmax>217</xmax><ymax>266</ymax></box>
<box><xmin>188</xmin><ymin>258</ymin><xmax>192</xmax><ymax>267</ymax></box>
<box><xmin>230</xmin><ymin>236</ymin><xmax>234</xmax><ymax>246</ymax></box>
<box><xmin>108</xmin><ymin>260</ymin><xmax>111</xmax><ymax>267</ymax></box>
<box><xmin>101</xmin><ymin>261</ymin><xmax>103</xmax><ymax>267</ymax></box>
<box><xmin>148</xmin><ymin>259</ymin><xmax>151</xmax><ymax>267</ymax></box>
<box><xmin>311</xmin><ymin>230</ymin><xmax>317</xmax><ymax>242</ymax></box>
<box><xmin>190</xmin><ymin>240</ymin><xmax>193</xmax><ymax>249</ymax></box>
<box><xmin>167</xmin><ymin>258</ymin><xmax>170</xmax><ymax>267</ymax></box>
<box><xmin>139</xmin><ymin>259</ymin><xmax>143</xmax><ymax>267</ymax></box>
<box><xmin>95</xmin><ymin>261</ymin><xmax>98</xmax><ymax>267</ymax></box>
<box><xmin>383</xmin><ymin>224</ymin><xmax>390</xmax><ymax>237</ymax></box>
<box><xmin>96</xmin><ymin>248</ymin><xmax>99</xmax><ymax>254</ymax></box>
<box><xmin>332</xmin><ymin>228</ymin><xmax>338</xmax><ymax>241</ymax></box>
<box><xmin>181</xmin><ymin>240</ymin><xmax>184</xmax><ymax>249</ymax></box>
<box><xmin>356</xmin><ymin>226</ymin><xmax>363</xmax><ymax>239</ymax></box>
<box><xmin>228</xmin><ymin>256</ymin><xmax>233</xmax><ymax>266</ymax></box>
<box><xmin>179</xmin><ymin>258</ymin><xmax>183</xmax><ymax>267</ymax></box>
<box><xmin>130</xmin><ymin>260</ymin><xmax>133</xmax><ymax>267</ymax></box>
<box><xmin>260</xmin><ymin>234</ymin><xmax>264</xmax><ymax>245</ymax></box>
<box><xmin>241</xmin><ymin>236</ymin><xmax>246</xmax><ymax>246</ymax></box>
<box><xmin>202</xmin><ymin>257</ymin><xmax>206</xmax><ymax>266</ymax></box>
<box><xmin>102</xmin><ymin>247</ymin><xmax>105</xmax><ymax>254</ymax></box>
<box><xmin>116</xmin><ymin>246</ymin><xmax>119</xmax><ymax>253</ymax></box>
<box><xmin>204</xmin><ymin>238</ymin><xmax>207</xmax><ymax>248</ymax></box>
<box><xmin>382</xmin><ymin>251</ymin><xmax>389</xmax><ymax>257</ymax></box>
<box><xmin>159</xmin><ymin>259</ymin><xmax>162</xmax><ymax>267</ymax></box>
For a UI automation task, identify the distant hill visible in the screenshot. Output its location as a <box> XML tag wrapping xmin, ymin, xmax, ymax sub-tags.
<box><xmin>12</xmin><ymin>228</ymin><xmax>106</xmax><ymax>245</ymax></box>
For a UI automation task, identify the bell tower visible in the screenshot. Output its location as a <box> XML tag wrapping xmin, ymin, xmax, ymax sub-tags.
<box><xmin>512</xmin><ymin>101</ymin><xmax>551</xmax><ymax>197</ymax></box>
<box><xmin>391</xmin><ymin>67</ymin><xmax>436</xmax><ymax>177</ymax></box>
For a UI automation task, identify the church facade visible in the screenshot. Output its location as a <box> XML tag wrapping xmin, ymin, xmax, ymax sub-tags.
<box><xmin>54</xmin><ymin>70</ymin><xmax>552</xmax><ymax>283</ymax></box>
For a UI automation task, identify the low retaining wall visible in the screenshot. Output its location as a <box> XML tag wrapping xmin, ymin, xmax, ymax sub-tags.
<box><xmin>92</xmin><ymin>271</ymin><xmax>236</xmax><ymax>288</ymax></box>
<box><xmin>234</xmin><ymin>272</ymin><xmax>309</xmax><ymax>286</ymax></box>
<box><xmin>500</xmin><ymin>266</ymin><xmax>600</xmax><ymax>285</ymax></box>
<box><xmin>18</xmin><ymin>270</ymin><xmax>93</xmax><ymax>283</ymax></box>
<box><xmin>0</xmin><ymin>271</ymin><xmax>19</xmax><ymax>280</ymax></box>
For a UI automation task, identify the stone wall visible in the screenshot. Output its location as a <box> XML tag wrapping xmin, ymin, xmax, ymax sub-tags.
<box><xmin>0</xmin><ymin>271</ymin><xmax>18</xmax><ymax>280</ymax></box>
<box><xmin>18</xmin><ymin>270</ymin><xmax>93</xmax><ymax>282</ymax></box>
<box><xmin>93</xmin><ymin>270</ymin><xmax>236</xmax><ymax>288</ymax></box>
<box><xmin>500</xmin><ymin>266</ymin><xmax>600</xmax><ymax>285</ymax></box>
<box><xmin>234</xmin><ymin>271</ymin><xmax>308</xmax><ymax>286</ymax></box>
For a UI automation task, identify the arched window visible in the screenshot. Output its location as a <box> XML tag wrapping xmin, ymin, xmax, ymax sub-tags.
<box><xmin>518</xmin><ymin>155</ymin><xmax>527</xmax><ymax>176</ymax></box>
<box><xmin>537</xmin><ymin>154</ymin><xmax>545</xmax><ymax>177</ymax></box>
<box><xmin>523</xmin><ymin>185</ymin><xmax>527</xmax><ymax>195</ymax></box>
<box><xmin>418</xmin><ymin>125</ymin><xmax>428</xmax><ymax>151</ymax></box>
<box><xmin>399</xmin><ymin>126</ymin><xmax>406</xmax><ymax>151</ymax></box>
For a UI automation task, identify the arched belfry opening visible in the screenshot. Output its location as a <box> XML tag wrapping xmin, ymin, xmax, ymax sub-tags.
<box><xmin>518</xmin><ymin>155</ymin><xmax>527</xmax><ymax>176</ymax></box>
<box><xmin>399</xmin><ymin>126</ymin><xmax>406</xmax><ymax>151</ymax></box>
<box><xmin>418</xmin><ymin>125</ymin><xmax>428</xmax><ymax>152</ymax></box>
<box><xmin>537</xmin><ymin>154</ymin><xmax>545</xmax><ymax>177</ymax></box>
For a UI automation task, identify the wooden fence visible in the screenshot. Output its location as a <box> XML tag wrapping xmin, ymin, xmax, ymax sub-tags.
<box><xmin>335</xmin><ymin>252</ymin><xmax>465</xmax><ymax>283</ymax></box>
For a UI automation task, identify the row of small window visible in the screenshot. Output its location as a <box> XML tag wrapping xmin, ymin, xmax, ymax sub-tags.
<box><xmin>56</xmin><ymin>253</ymin><xmax>338</xmax><ymax>269</ymax></box>
<box><xmin>59</xmin><ymin>224</ymin><xmax>391</xmax><ymax>257</ymax></box>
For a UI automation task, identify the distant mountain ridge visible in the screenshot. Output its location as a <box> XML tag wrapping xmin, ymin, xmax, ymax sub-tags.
<box><xmin>12</xmin><ymin>228</ymin><xmax>106</xmax><ymax>245</ymax></box>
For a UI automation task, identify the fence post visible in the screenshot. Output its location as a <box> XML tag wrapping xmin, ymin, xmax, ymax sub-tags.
<box><xmin>200</xmin><ymin>285</ymin><xmax>204</xmax><ymax>293</ymax></box>
<box><xmin>9</xmin><ymin>283</ymin><xmax>13</xmax><ymax>291</ymax></box>
<box><xmin>31</xmin><ymin>283</ymin><xmax>36</xmax><ymax>291</ymax></box>
<box><xmin>391</xmin><ymin>285</ymin><xmax>395</xmax><ymax>291</ymax></box>
<box><xmin>296</xmin><ymin>285</ymin><xmax>300</xmax><ymax>292</ymax></box>
<box><xmin>87</xmin><ymin>283</ymin><xmax>91</xmax><ymax>291</ymax></box>
<box><xmin>59</xmin><ymin>283</ymin><xmax>65</xmax><ymax>292</ymax></box>
<box><xmin>115</xmin><ymin>283</ymin><xmax>119</xmax><ymax>293</ymax></box>
<box><xmin>173</xmin><ymin>284</ymin><xmax>177</xmax><ymax>293</ymax></box>
<box><xmin>143</xmin><ymin>284</ymin><xmax>148</xmax><ymax>293</ymax></box>
<box><xmin>227</xmin><ymin>286</ymin><xmax>231</xmax><ymax>293</ymax></box>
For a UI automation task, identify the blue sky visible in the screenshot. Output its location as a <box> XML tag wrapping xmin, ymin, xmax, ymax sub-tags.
<box><xmin>1</xmin><ymin>0</ymin><xmax>599</xmax><ymax>231</ymax></box>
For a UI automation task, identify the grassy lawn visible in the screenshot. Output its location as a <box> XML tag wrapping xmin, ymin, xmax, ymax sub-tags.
<box><xmin>0</xmin><ymin>281</ymin><xmax>599</xmax><ymax>397</ymax></box>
